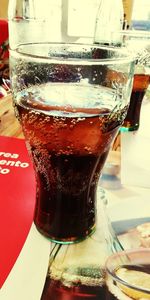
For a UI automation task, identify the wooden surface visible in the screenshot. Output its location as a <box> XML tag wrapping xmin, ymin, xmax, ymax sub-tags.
<box><xmin>0</xmin><ymin>0</ymin><xmax>8</xmax><ymax>19</ymax></box>
<box><xmin>0</xmin><ymin>94</ymin><xmax>24</xmax><ymax>138</ymax></box>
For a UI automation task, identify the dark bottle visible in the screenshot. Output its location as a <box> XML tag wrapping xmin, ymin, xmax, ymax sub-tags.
<box><xmin>123</xmin><ymin>74</ymin><xmax>150</xmax><ymax>131</ymax></box>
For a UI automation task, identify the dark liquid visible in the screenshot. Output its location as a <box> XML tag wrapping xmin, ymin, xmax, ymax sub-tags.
<box><xmin>106</xmin><ymin>264</ymin><xmax>150</xmax><ymax>300</ymax></box>
<box><xmin>34</xmin><ymin>152</ymin><xmax>107</xmax><ymax>241</ymax></box>
<box><xmin>123</xmin><ymin>74</ymin><xmax>150</xmax><ymax>131</ymax></box>
<box><xmin>15</xmin><ymin>83</ymin><xmax>125</xmax><ymax>242</ymax></box>
<box><xmin>41</xmin><ymin>277</ymin><xmax>106</xmax><ymax>300</ymax></box>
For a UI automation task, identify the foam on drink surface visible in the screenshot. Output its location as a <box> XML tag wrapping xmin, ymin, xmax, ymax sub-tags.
<box><xmin>15</xmin><ymin>82</ymin><xmax>123</xmax><ymax>116</ymax></box>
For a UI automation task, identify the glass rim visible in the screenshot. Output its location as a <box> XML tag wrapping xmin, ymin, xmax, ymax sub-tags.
<box><xmin>105</xmin><ymin>248</ymin><xmax>150</xmax><ymax>295</ymax></box>
<box><xmin>10</xmin><ymin>42</ymin><xmax>135</xmax><ymax>66</ymax></box>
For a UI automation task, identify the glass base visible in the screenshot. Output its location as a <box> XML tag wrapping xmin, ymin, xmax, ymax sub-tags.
<box><xmin>40</xmin><ymin>188</ymin><xmax>123</xmax><ymax>299</ymax></box>
<box><xmin>34</xmin><ymin>223</ymin><xmax>96</xmax><ymax>244</ymax></box>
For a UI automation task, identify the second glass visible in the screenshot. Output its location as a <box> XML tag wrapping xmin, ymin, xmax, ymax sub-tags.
<box><xmin>10</xmin><ymin>43</ymin><xmax>134</xmax><ymax>243</ymax></box>
<box><xmin>106</xmin><ymin>248</ymin><xmax>150</xmax><ymax>300</ymax></box>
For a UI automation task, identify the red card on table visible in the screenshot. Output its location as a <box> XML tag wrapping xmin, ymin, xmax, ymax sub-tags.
<box><xmin>0</xmin><ymin>19</ymin><xmax>8</xmax><ymax>45</ymax></box>
<box><xmin>0</xmin><ymin>136</ymin><xmax>36</xmax><ymax>287</ymax></box>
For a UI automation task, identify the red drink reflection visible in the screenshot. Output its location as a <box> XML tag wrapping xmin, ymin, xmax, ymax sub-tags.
<box><xmin>41</xmin><ymin>277</ymin><xmax>106</xmax><ymax>300</ymax></box>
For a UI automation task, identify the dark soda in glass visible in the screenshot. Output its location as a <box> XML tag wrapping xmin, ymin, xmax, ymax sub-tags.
<box><xmin>15</xmin><ymin>83</ymin><xmax>126</xmax><ymax>242</ymax></box>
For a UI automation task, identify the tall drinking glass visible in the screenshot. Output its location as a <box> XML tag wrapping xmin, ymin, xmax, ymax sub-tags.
<box><xmin>9</xmin><ymin>1</ymin><xmax>135</xmax><ymax>244</ymax></box>
<box><xmin>10</xmin><ymin>44</ymin><xmax>134</xmax><ymax>243</ymax></box>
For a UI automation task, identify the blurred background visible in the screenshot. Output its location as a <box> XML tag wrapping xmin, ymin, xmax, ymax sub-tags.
<box><xmin>0</xmin><ymin>0</ymin><xmax>150</xmax><ymax>31</ymax></box>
